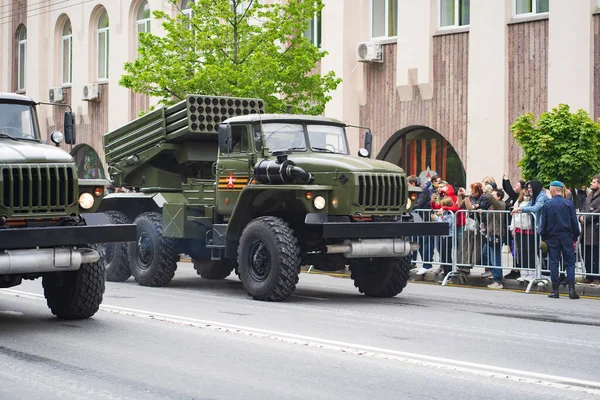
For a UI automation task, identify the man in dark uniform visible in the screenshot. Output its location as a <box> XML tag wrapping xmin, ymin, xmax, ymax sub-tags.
<box><xmin>540</xmin><ymin>181</ymin><xmax>581</xmax><ymax>299</ymax></box>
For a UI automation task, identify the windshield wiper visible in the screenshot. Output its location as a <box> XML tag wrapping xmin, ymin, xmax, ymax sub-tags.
<box><xmin>287</xmin><ymin>147</ymin><xmax>306</xmax><ymax>152</ymax></box>
<box><xmin>0</xmin><ymin>133</ymin><xmax>38</xmax><ymax>142</ymax></box>
<box><xmin>312</xmin><ymin>147</ymin><xmax>335</xmax><ymax>153</ymax></box>
<box><xmin>0</xmin><ymin>133</ymin><xmax>18</xmax><ymax>141</ymax></box>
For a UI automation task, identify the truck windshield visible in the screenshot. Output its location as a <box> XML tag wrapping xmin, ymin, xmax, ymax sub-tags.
<box><xmin>258</xmin><ymin>122</ymin><xmax>348</xmax><ymax>154</ymax></box>
<box><xmin>0</xmin><ymin>103</ymin><xmax>38</xmax><ymax>140</ymax></box>
<box><xmin>262</xmin><ymin>123</ymin><xmax>307</xmax><ymax>152</ymax></box>
<box><xmin>307</xmin><ymin>124</ymin><xmax>348</xmax><ymax>154</ymax></box>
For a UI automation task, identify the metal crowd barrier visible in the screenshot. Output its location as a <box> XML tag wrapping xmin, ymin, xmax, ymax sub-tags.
<box><xmin>410</xmin><ymin>208</ymin><xmax>600</xmax><ymax>293</ymax></box>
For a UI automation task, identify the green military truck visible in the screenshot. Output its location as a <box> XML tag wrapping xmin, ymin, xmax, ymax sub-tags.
<box><xmin>100</xmin><ymin>94</ymin><xmax>445</xmax><ymax>301</ymax></box>
<box><xmin>0</xmin><ymin>93</ymin><xmax>136</xmax><ymax>319</ymax></box>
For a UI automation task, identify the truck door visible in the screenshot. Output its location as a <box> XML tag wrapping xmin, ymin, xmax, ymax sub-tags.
<box><xmin>216</xmin><ymin>124</ymin><xmax>251</xmax><ymax>216</ymax></box>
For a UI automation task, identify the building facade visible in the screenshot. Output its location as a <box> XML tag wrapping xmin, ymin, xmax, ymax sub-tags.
<box><xmin>1</xmin><ymin>0</ymin><xmax>599</xmax><ymax>188</ymax></box>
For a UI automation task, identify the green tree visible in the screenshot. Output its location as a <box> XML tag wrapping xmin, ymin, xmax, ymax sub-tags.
<box><xmin>510</xmin><ymin>104</ymin><xmax>600</xmax><ymax>190</ymax></box>
<box><xmin>120</xmin><ymin>0</ymin><xmax>341</xmax><ymax>115</ymax></box>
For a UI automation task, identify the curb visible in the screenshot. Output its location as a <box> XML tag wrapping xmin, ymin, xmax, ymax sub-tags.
<box><xmin>409</xmin><ymin>270</ymin><xmax>600</xmax><ymax>298</ymax></box>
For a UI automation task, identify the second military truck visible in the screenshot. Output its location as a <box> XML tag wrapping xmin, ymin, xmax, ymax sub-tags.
<box><xmin>99</xmin><ymin>95</ymin><xmax>446</xmax><ymax>301</ymax></box>
<box><xmin>0</xmin><ymin>93</ymin><xmax>137</xmax><ymax>319</ymax></box>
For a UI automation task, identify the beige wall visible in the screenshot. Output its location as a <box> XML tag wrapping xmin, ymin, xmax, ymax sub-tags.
<box><xmin>0</xmin><ymin>0</ymin><xmax>166</xmax><ymax>138</ymax></box>
<box><xmin>547</xmin><ymin>0</ymin><xmax>596</xmax><ymax>113</ymax></box>
<box><xmin>0</xmin><ymin>0</ymin><xmax>10</xmax><ymax>91</ymax></box>
<box><xmin>396</xmin><ymin>0</ymin><xmax>437</xmax><ymax>101</ymax></box>
<box><xmin>466</xmin><ymin>0</ymin><xmax>511</xmax><ymax>185</ymax></box>
<box><xmin>321</xmin><ymin>0</ymin><xmax>370</xmax><ymax>156</ymax></box>
<box><xmin>3</xmin><ymin>0</ymin><xmax>600</xmax><ymax>180</ymax></box>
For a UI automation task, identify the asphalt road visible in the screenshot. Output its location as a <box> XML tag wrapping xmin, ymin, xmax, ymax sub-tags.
<box><xmin>1</xmin><ymin>264</ymin><xmax>599</xmax><ymax>400</ymax></box>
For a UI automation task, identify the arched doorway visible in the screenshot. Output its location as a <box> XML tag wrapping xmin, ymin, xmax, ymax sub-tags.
<box><xmin>377</xmin><ymin>126</ymin><xmax>466</xmax><ymax>189</ymax></box>
<box><xmin>70</xmin><ymin>144</ymin><xmax>107</xmax><ymax>179</ymax></box>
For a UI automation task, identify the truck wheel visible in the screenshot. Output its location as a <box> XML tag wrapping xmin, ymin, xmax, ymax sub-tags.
<box><xmin>104</xmin><ymin>210</ymin><xmax>132</xmax><ymax>282</ymax></box>
<box><xmin>193</xmin><ymin>259</ymin><xmax>236</xmax><ymax>280</ymax></box>
<box><xmin>129</xmin><ymin>212</ymin><xmax>178</xmax><ymax>287</ymax></box>
<box><xmin>350</xmin><ymin>256</ymin><xmax>411</xmax><ymax>297</ymax></box>
<box><xmin>238</xmin><ymin>216</ymin><xmax>301</xmax><ymax>301</ymax></box>
<box><xmin>42</xmin><ymin>244</ymin><xmax>106</xmax><ymax>319</ymax></box>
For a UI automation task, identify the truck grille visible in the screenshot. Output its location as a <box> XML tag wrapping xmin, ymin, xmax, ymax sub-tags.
<box><xmin>357</xmin><ymin>173</ymin><xmax>406</xmax><ymax>210</ymax></box>
<box><xmin>1</xmin><ymin>165</ymin><xmax>76</xmax><ymax>213</ymax></box>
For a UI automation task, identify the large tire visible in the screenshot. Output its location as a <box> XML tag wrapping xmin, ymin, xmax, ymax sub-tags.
<box><xmin>104</xmin><ymin>210</ymin><xmax>132</xmax><ymax>282</ymax></box>
<box><xmin>42</xmin><ymin>244</ymin><xmax>106</xmax><ymax>319</ymax></box>
<box><xmin>238</xmin><ymin>216</ymin><xmax>301</xmax><ymax>301</ymax></box>
<box><xmin>193</xmin><ymin>259</ymin><xmax>236</xmax><ymax>280</ymax></box>
<box><xmin>129</xmin><ymin>212</ymin><xmax>178</xmax><ymax>287</ymax></box>
<box><xmin>350</xmin><ymin>256</ymin><xmax>411</xmax><ymax>297</ymax></box>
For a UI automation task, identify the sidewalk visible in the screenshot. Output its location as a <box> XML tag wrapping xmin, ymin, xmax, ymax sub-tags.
<box><xmin>409</xmin><ymin>245</ymin><xmax>600</xmax><ymax>297</ymax></box>
<box><xmin>409</xmin><ymin>267</ymin><xmax>600</xmax><ymax>298</ymax></box>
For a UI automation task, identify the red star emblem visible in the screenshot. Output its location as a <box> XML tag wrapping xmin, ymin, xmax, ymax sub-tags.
<box><xmin>226</xmin><ymin>171</ymin><xmax>236</xmax><ymax>189</ymax></box>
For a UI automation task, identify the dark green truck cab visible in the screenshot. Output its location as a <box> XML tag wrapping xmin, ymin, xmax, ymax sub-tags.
<box><xmin>99</xmin><ymin>95</ymin><xmax>446</xmax><ymax>301</ymax></box>
<box><xmin>0</xmin><ymin>93</ymin><xmax>136</xmax><ymax>319</ymax></box>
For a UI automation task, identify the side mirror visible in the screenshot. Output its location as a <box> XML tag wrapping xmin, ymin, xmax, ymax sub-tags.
<box><xmin>218</xmin><ymin>124</ymin><xmax>232</xmax><ymax>153</ymax></box>
<box><xmin>363</xmin><ymin>130</ymin><xmax>372</xmax><ymax>158</ymax></box>
<box><xmin>358</xmin><ymin>148</ymin><xmax>370</xmax><ymax>158</ymax></box>
<box><xmin>64</xmin><ymin>111</ymin><xmax>76</xmax><ymax>144</ymax></box>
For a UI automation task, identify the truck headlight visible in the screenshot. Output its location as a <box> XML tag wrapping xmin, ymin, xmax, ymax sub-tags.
<box><xmin>313</xmin><ymin>196</ymin><xmax>326</xmax><ymax>210</ymax></box>
<box><xmin>78</xmin><ymin>192</ymin><xmax>94</xmax><ymax>209</ymax></box>
<box><xmin>406</xmin><ymin>198</ymin><xmax>412</xmax><ymax>209</ymax></box>
<box><xmin>50</xmin><ymin>131</ymin><xmax>64</xmax><ymax>144</ymax></box>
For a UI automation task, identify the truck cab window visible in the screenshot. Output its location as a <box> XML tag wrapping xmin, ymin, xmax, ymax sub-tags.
<box><xmin>307</xmin><ymin>124</ymin><xmax>348</xmax><ymax>154</ymax></box>
<box><xmin>261</xmin><ymin>123</ymin><xmax>306</xmax><ymax>152</ymax></box>
<box><xmin>230</xmin><ymin>125</ymin><xmax>248</xmax><ymax>153</ymax></box>
<box><xmin>0</xmin><ymin>103</ymin><xmax>36</xmax><ymax>139</ymax></box>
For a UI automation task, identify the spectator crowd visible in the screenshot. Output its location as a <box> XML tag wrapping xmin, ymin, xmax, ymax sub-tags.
<box><xmin>408</xmin><ymin>173</ymin><xmax>600</xmax><ymax>298</ymax></box>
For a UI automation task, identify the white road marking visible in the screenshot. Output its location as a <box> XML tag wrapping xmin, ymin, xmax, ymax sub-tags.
<box><xmin>0</xmin><ymin>310</ymin><xmax>23</xmax><ymax>316</ymax></box>
<box><xmin>2</xmin><ymin>288</ymin><xmax>600</xmax><ymax>395</ymax></box>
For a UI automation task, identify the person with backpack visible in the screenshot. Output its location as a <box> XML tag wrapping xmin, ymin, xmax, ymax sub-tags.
<box><xmin>509</xmin><ymin>189</ymin><xmax>536</xmax><ymax>282</ymax></box>
<box><xmin>502</xmin><ymin>174</ymin><xmax>527</xmax><ymax>279</ymax></box>
<box><xmin>431</xmin><ymin>197</ymin><xmax>455</xmax><ymax>277</ymax></box>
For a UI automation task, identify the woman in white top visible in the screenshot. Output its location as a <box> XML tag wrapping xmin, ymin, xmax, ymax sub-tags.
<box><xmin>510</xmin><ymin>191</ymin><xmax>536</xmax><ymax>282</ymax></box>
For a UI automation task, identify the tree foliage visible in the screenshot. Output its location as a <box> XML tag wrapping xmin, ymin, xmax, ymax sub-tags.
<box><xmin>120</xmin><ymin>0</ymin><xmax>341</xmax><ymax>115</ymax></box>
<box><xmin>510</xmin><ymin>104</ymin><xmax>600</xmax><ymax>188</ymax></box>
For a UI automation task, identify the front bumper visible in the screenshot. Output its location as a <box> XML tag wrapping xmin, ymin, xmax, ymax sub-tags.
<box><xmin>305</xmin><ymin>213</ymin><xmax>448</xmax><ymax>239</ymax></box>
<box><xmin>0</xmin><ymin>224</ymin><xmax>137</xmax><ymax>250</ymax></box>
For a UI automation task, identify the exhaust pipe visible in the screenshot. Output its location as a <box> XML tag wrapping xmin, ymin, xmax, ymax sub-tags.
<box><xmin>0</xmin><ymin>248</ymin><xmax>100</xmax><ymax>275</ymax></box>
<box><xmin>325</xmin><ymin>239</ymin><xmax>420</xmax><ymax>258</ymax></box>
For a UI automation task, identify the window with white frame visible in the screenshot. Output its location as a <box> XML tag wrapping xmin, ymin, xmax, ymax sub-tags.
<box><xmin>62</xmin><ymin>20</ymin><xmax>72</xmax><ymax>85</ymax></box>
<box><xmin>304</xmin><ymin>12</ymin><xmax>321</xmax><ymax>47</ymax></box>
<box><xmin>181</xmin><ymin>0</ymin><xmax>194</xmax><ymax>29</ymax></box>
<box><xmin>372</xmin><ymin>0</ymin><xmax>398</xmax><ymax>38</ymax></box>
<box><xmin>515</xmin><ymin>0</ymin><xmax>549</xmax><ymax>16</ymax></box>
<box><xmin>97</xmin><ymin>10</ymin><xmax>109</xmax><ymax>80</ymax></box>
<box><xmin>136</xmin><ymin>1</ymin><xmax>151</xmax><ymax>52</ymax></box>
<box><xmin>17</xmin><ymin>25</ymin><xmax>27</xmax><ymax>91</ymax></box>
<box><xmin>439</xmin><ymin>0</ymin><xmax>470</xmax><ymax>28</ymax></box>
<box><xmin>235</xmin><ymin>1</ymin><xmax>251</xmax><ymax>15</ymax></box>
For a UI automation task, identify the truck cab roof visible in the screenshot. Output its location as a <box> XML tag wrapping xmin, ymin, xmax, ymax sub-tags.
<box><xmin>223</xmin><ymin>113</ymin><xmax>345</xmax><ymax>126</ymax></box>
<box><xmin>0</xmin><ymin>92</ymin><xmax>35</xmax><ymax>104</ymax></box>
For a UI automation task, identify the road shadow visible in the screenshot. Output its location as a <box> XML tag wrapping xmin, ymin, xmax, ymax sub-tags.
<box><xmin>0</xmin><ymin>309</ymin><xmax>106</xmax><ymax>335</ymax></box>
<box><xmin>151</xmin><ymin>274</ymin><xmax>432</xmax><ymax>308</ymax></box>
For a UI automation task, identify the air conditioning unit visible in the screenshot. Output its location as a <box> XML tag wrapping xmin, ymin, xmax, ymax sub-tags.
<box><xmin>48</xmin><ymin>87</ymin><xmax>65</xmax><ymax>103</ymax></box>
<box><xmin>83</xmin><ymin>83</ymin><xmax>100</xmax><ymax>101</ymax></box>
<box><xmin>356</xmin><ymin>41</ymin><xmax>383</xmax><ymax>63</ymax></box>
